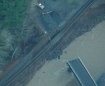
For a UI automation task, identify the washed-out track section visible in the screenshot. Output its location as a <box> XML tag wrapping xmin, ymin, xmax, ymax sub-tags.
<box><xmin>0</xmin><ymin>0</ymin><xmax>95</xmax><ymax>86</ymax></box>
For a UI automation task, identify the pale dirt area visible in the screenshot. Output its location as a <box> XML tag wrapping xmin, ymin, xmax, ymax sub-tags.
<box><xmin>26</xmin><ymin>21</ymin><xmax>105</xmax><ymax>86</ymax></box>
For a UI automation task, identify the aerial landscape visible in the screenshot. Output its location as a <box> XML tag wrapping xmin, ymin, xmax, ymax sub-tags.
<box><xmin>0</xmin><ymin>0</ymin><xmax>105</xmax><ymax>86</ymax></box>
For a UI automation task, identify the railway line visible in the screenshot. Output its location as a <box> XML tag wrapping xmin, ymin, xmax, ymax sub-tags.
<box><xmin>0</xmin><ymin>0</ymin><xmax>95</xmax><ymax>86</ymax></box>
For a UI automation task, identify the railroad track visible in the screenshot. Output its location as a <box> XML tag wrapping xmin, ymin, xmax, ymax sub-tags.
<box><xmin>0</xmin><ymin>0</ymin><xmax>95</xmax><ymax>86</ymax></box>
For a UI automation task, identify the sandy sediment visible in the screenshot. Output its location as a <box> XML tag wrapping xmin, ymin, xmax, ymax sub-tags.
<box><xmin>26</xmin><ymin>21</ymin><xmax>105</xmax><ymax>86</ymax></box>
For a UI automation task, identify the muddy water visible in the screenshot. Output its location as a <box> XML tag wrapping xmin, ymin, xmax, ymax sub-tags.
<box><xmin>26</xmin><ymin>21</ymin><xmax>105</xmax><ymax>86</ymax></box>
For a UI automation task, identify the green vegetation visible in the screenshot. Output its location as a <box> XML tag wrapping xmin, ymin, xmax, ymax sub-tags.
<box><xmin>0</xmin><ymin>0</ymin><xmax>27</xmax><ymax>73</ymax></box>
<box><xmin>0</xmin><ymin>36</ymin><xmax>5</xmax><ymax>46</ymax></box>
<box><xmin>0</xmin><ymin>0</ymin><xmax>44</xmax><ymax>74</ymax></box>
<box><xmin>0</xmin><ymin>0</ymin><xmax>27</xmax><ymax>29</ymax></box>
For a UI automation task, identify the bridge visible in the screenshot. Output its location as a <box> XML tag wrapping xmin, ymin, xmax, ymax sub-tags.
<box><xmin>67</xmin><ymin>58</ymin><xmax>98</xmax><ymax>86</ymax></box>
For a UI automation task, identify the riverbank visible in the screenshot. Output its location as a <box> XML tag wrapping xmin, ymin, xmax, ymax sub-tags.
<box><xmin>26</xmin><ymin>20</ymin><xmax>105</xmax><ymax>86</ymax></box>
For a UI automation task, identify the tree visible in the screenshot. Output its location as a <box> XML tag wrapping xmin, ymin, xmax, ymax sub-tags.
<box><xmin>0</xmin><ymin>0</ymin><xmax>27</xmax><ymax>30</ymax></box>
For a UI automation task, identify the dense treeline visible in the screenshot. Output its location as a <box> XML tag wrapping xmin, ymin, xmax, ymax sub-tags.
<box><xmin>0</xmin><ymin>0</ymin><xmax>44</xmax><ymax>74</ymax></box>
<box><xmin>0</xmin><ymin>0</ymin><xmax>27</xmax><ymax>73</ymax></box>
<box><xmin>0</xmin><ymin>0</ymin><xmax>27</xmax><ymax>29</ymax></box>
